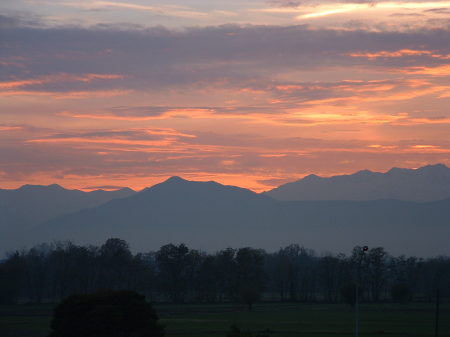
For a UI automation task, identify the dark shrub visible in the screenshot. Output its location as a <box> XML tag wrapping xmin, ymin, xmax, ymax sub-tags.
<box><xmin>391</xmin><ymin>283</ymin><xmax>411</xmax><ymax>303</ymax></box>
<box><xmin>48</xmin><ymin>290</ymin><xmax>164</xmax><ymax>337</ymax></box>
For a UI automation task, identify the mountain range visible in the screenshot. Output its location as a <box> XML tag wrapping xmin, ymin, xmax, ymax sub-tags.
<box><xmin>1</xmin><ymin>164</ymin><xmax>450</xmax><ymax>257</ymax></box>
<box><xmin>265</xmin><ymin>164</ymin><xmax>450</xmax><ymax>202</ymax></box>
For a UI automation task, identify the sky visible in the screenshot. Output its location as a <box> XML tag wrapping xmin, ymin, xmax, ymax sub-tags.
<box><xmin>1</xmin><ymin>0</ymin><xmax>450</xmax><ymax>192</ymax></box>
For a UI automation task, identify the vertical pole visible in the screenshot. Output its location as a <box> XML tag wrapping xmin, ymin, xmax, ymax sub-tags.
<box><xmin>355</xmin><ymin>246</ymin><xmax>367</xmax><ymax>337</ymax></box>
<box><xmin>435</xmin><ymin>288</ymin><xmax>440</xmax><ymax>337</ymax></box>
<box><xmin>355</xmin><ymin>272</ymin><xmax>359</xmax><ymax>337</ymax></box>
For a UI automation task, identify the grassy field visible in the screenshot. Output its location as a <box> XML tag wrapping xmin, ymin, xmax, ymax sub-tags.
<box><xmin>0</xmin><ymin>302</ymin><xmax>448</xmax><ymax>337</ymax></box>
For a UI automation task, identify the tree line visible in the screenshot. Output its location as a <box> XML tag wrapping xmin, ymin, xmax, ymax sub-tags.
<box><xmin>0</xmin><ymin>238</ymin><xmax>448</xmax><ymax>306</ymax></box>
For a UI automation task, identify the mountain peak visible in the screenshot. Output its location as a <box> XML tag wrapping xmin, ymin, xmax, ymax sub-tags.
<box><xmin>354</xmin><ymin>169</ymin><xmax>373</xmax><ymax>176</ymax></box>
<box><xmin>418</xmin><ymin>163</ymin><xmax>448</xmax><ymax>172</ymax></box>
<box><xmin>118</xmin><ymin>187</ymin><xmax>135</xmax><ymax>192</ymax></box>
<box><xmin>304</xmin><ymin>174</ymin><xmax>320</xmax><ymax>181</ymax></box>
<box><xmin>142</xmin><ymin>176</ymin><xmax>190</xmax><ymax>191</ymax></box>
<box><xmin>18</xmin><ymin>184</ymin><xmax>65</xmax><ymax>191</ymax></box>
<box><xmin>165</xmin><ymin>176</ymin><xmax>188</xmax><ymax>184</ymax></box>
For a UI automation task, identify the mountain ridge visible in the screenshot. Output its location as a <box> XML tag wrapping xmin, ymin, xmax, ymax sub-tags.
<box><xmin>2</xmin><ymin>164</ymin><xmax>450</xmax><ymax>257</ymax></box>
<box><xmin>23</xmin><ymin>174</ymin><xmax>450</xmax><ymax>257</ymax></box>
<box><xmin>0</xmin><ymin>184</ymin><xmax>136</xmax><ymax>255</ymax></box>
<box><xmin>265</xmin><ymin>164</ymin><xmax>450</xmax><ymax>202</ymax></box>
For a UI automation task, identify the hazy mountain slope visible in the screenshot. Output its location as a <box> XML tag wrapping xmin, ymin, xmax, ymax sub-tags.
<box><xmin>265</xmin><ymin>164</ymin><xmax>450</xmax><ymax>202</ymax></box>
<box><xmin>35</xmin><ymin>176</ymin><xmax>275</xmax><ymax>236</ymax></box>
<box><xmin>29</xmin><ymin>177</ymin><xmax>450</xmax><ymax>257</ymax></box>
<box><xmin>0</xmin><ymin>184</ymin><xmax>135</xmax><ymax>228</ymax></box>
<box><xmin>0</xmin><ymin>184</ymin><xmax>135</xmax><ymax>254</ymax></box>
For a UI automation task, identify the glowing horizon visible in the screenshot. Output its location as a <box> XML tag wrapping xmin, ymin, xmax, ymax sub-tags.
<box><xmin>1</xmin><ymin>1</ymin><xmax>450</xmax><ymax>193</ymax></box>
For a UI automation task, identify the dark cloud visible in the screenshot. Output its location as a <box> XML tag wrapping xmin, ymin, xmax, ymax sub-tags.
<box><xmin>2</xmin><ymin>17</ymin><xmax>450</xmax><ymax>95</ymax></box>
<box><xmin>268</xmin><ymin>0</ymin><xmax>303</xmax><ymax>7</ymax></box>
<box><xmin>0</xmin><ymin>14</ymin><xmax>43</xmax><ymax>29</ymax></box>
<box><xmin>424</xmin><ymin>8</ymin><xmax>450</xmax><ymax>14</ymax></box>
<box><xmin>390</xmin><ymin>12</ymin><xmax>425</xmax><ymax>17</ymax></box>
<box><xmin>270</xmin><ymin>0</ymin><xmax>450</xmax><ymax>4</ymax></box>
<box><xmin>108</xmin><ymin>106</ymin><xmax>170</xmax><ymax>117</ymax></box>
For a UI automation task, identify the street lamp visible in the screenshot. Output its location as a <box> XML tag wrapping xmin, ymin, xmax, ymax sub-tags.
<box><xmin>355</xmin><ymin>245</ymin><xmax>368</xmax><ymax>337</ymax></box>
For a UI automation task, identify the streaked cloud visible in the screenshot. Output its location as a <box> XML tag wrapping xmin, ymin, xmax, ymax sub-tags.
<box><xmin>1</xmin><ymin>10</ymin><xmax>450</xmax><ymax>191</ymax></box>
<box><xmin>54</xmin><ymin>1</ymin><xmax>209</xmax><ymax>18</ymax></box>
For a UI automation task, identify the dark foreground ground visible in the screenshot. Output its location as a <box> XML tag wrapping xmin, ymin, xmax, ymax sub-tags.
<box><xmin>0</xmin><ymin>302</ymin><xmax>449</xmax><ymax>337</ymax></box>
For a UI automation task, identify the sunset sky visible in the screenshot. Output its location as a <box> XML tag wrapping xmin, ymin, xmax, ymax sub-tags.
<box><xmin>1</xmin><ymin>0</ymin><xmax>450</xmax><ymax>191</ymax></box>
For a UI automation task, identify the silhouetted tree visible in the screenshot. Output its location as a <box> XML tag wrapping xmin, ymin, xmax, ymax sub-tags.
<box><xmin>196</xmin><ymin>255</ymin><xmax>220</xmax><ymax>302</ymax></box>
<box><xmin>319</xmin><ymin>255</ymin><xmax>341</xmax><ymax>302</ymax></box>
<box><xmin>48</xmin><ymin>290</ymin><xmax>164</xmax><ymax>337</ymax></box>
<box><xmin>236</xmin><ymin>248</ymin><xmax>265</xmax><ymax>311</ymax></box>
<box><xmin>367</xmin><ymin>247</ymin><xmax>388</xmax><ymax>302</ymax></box>
<box><xmin>99</xmin><ymin>238</ymin><xmax>133</xmax><ymax>289</ymax></box>
<box><xmin>24</xmin><ymin>244</ymin><xmax>50</xmax><ymax>303</ymax></box>
<box><xmin>155</xmin><ymin>243</ymin><xmax>200</xmax><ymax>303</ymax></box>
<box><xmin>0</xmin><ymin>251</ymin><xmax>24</xmax><ymax>304</ymax></box>
<box><xmin>215</xmin><ymin>248</ymin><xmax>237</xmax><ymax>301</ymax></box>
<box><xmin>2</xmin><ymin>239</ymin><xmax>449</xmax><ymax>305</ymax></box>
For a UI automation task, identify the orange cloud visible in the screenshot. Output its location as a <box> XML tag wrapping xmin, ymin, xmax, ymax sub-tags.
<box><xmin>0</xmin><ymin>79</ymin><xmax>44</xmax><ymax>89</ymax></box>
<box><xmin>0</xmin><ymin>89</ymin><xmax>130</xmax><ymax>99</ymax></box>
<box><xmin>401</xmin><ymin>65</ymin><xmax>450</xmax><ymax>76</ymax></box>
<box><xmin>407</xmin><ymin>145</ymin><xmax>450</xmax><ymax>153</ymax></box>
<box><xmin>368</xmin><ymin>144</ymin><xmax>398</xmax><ymax>150</ymax></box>
<box><xmin>0</xmin><ymin>73</ymin><xmax>125</xmax><ymax>99</ymax></box>
<box><xmin>0</xmin><ymin>73</ymin><xmax>123</xmax><ymax>90</ymax></box>
<box><xmin>57</xmin><ymin>111</ymin><xmax>156</xmax><ymax>120</ymax></box>
<box><xmin>349</xmin><ymin>49</ymin><xmax>450</xmax><ymax>60</ymax></box>
<box><xmin>145</xmin><ymin>128</ymin><xmax>197</xmax><ymax>138</ymax></box>
<box><xmin>27</xmin><ymin>138</ymin><xmax>174</xmax><ymax>147</ymax></box>
<box><xmin>259</xmin><ymin>153</ymin><xmax>288</xmax><ymax>158</ymax></box>
<box><xmin>350</xmin><ymin>49</ymin><xmax>432</xmax><ymax>59</ymax></box>
<box><xmin>0</xmin><ymin>125</ymin><xmax>24</xmax><ymax>131</ymax></box>
<box><xmin>303</xmin><ymin>85</ymin><xmax>450</xmax><ymax>106</ymax></box>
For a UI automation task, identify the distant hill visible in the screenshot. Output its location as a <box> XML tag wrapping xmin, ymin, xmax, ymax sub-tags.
<box><xmin>265</xmin><ymin>164</ymin><xmax>450</xmax><ymax>202</ymax></box>
<box><xmin>26</xmin><ymin>176</ymin><xmax>450</xmax><ymax>257</ymax></box>
<box><xmin>0</xmin><ymin>184</ymin><xmax>135</xmax><ymax>254</ymax></box>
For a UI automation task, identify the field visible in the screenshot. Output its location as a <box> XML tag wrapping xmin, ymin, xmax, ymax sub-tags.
<box><xmin>1</xmin><ymin>302</ymin><xmax>449</xmax><ymax>337</ymax></box>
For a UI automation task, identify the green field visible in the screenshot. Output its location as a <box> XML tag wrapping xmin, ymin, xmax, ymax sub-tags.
<box><xmin>1</xmin><ymin>302</ymin><xmax>448</xmax><ymax>337</ymax></box>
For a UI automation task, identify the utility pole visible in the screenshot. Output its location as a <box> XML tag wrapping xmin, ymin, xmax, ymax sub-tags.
<box><xmin>355</xmin><ymin>245</ymin><xmax>368</xmax><ymax>337</ymax></box>
<box><xmin>435</xmin><ymin>288</ymin><xmax>440</xmax><ymax>337</ymax></box>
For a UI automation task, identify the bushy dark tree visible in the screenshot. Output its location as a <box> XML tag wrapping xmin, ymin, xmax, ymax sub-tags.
<box><xmin>48</xmin><ymin>290</ymin><xmax>164</xmax><ymax>337</ymax></box>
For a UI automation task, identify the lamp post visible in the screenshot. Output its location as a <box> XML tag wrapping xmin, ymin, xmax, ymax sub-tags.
<box><xmin>355</xmin><ymin>245</ymin><xmax>368</xmax><ymax>337</ymax></box>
